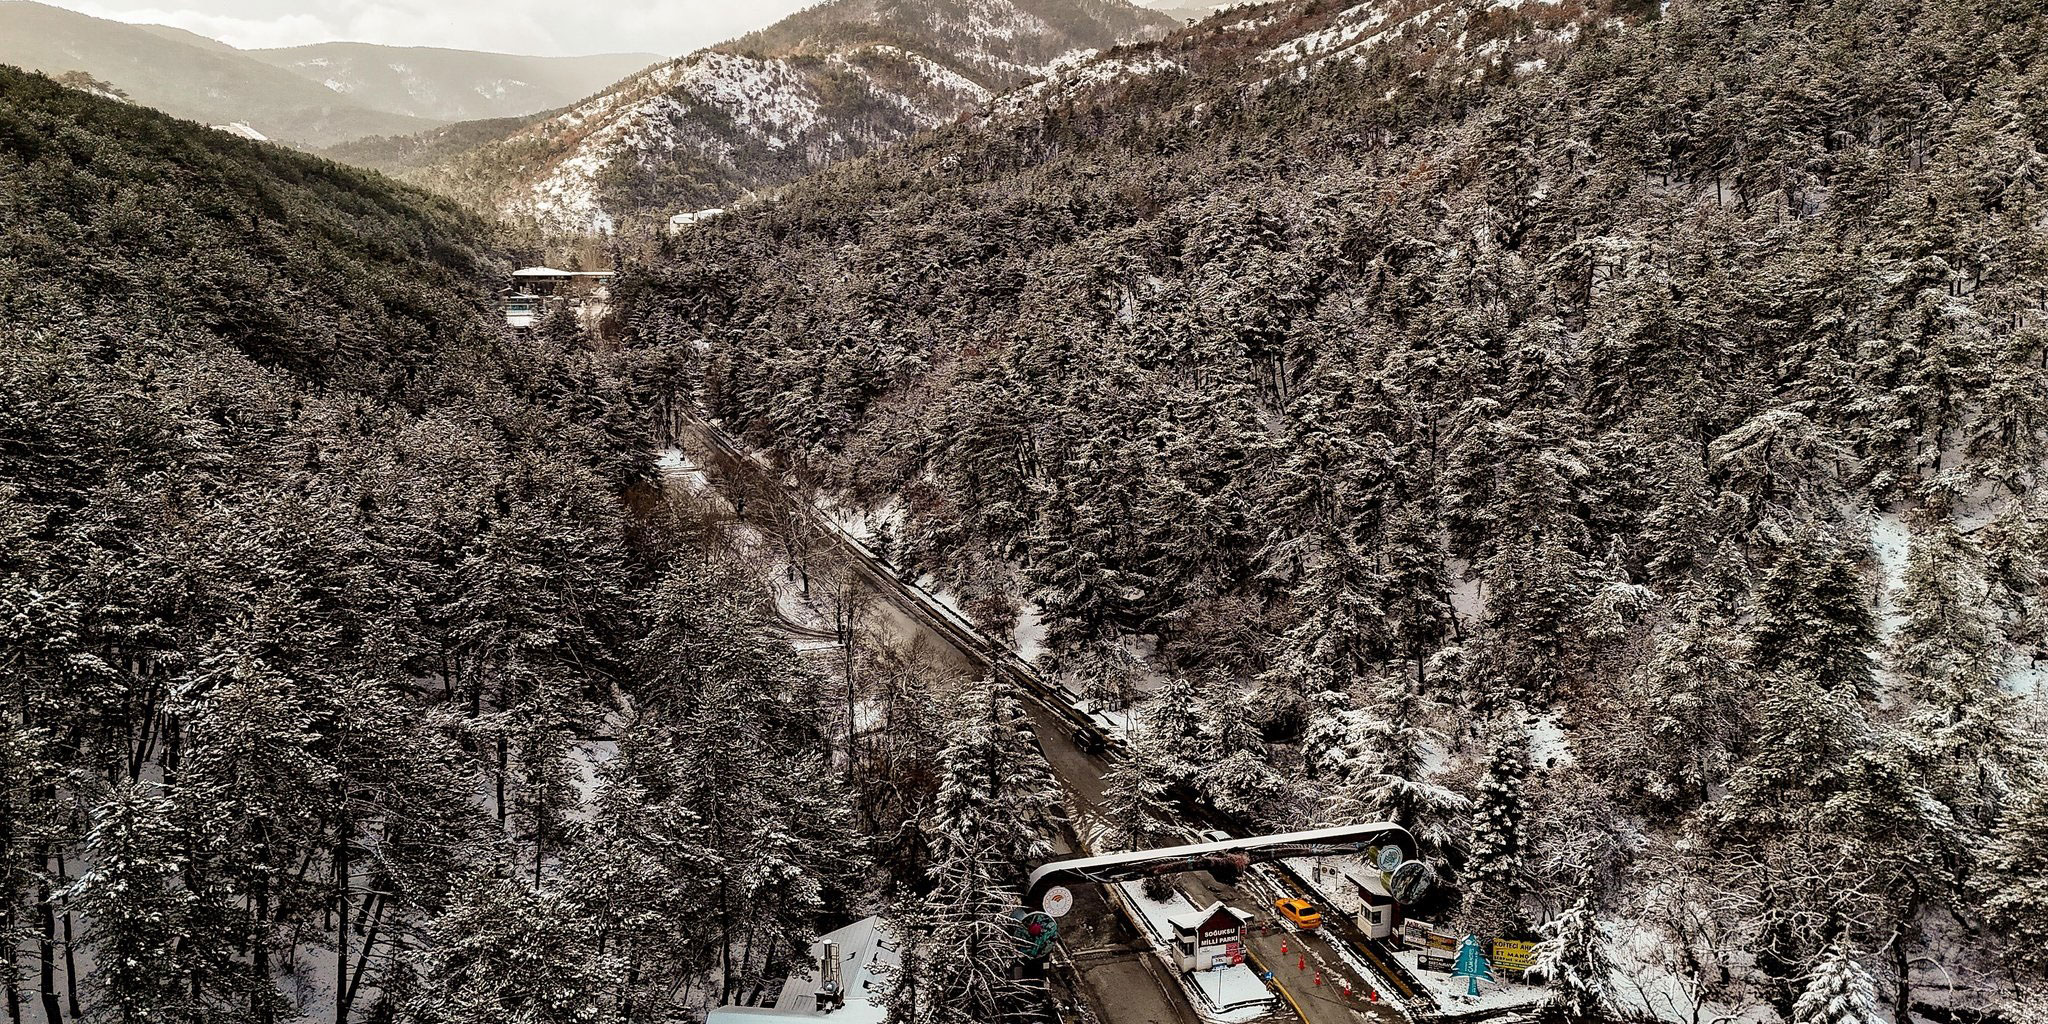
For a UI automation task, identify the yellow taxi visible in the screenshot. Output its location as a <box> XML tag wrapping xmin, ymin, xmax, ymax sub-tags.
<box><xmin>1274</xmin><ymin>897</ymin><xmax>1322</xmax><ymax>930</ymax></box>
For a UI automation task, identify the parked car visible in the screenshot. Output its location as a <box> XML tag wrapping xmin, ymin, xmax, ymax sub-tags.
<box><xmin>1274</xmin><ymin>897</ymin><xmax>1322</xmax><ymax>930</ymax></box>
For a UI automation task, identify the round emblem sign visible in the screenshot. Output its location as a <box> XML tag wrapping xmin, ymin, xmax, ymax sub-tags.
<box><xmin>1042</xmin><ymin>885</ymin><xmax>1075</xmax><ymax>918</ymax></box>
<box><xmin>1376</xmin><ymin>846</ymin><xmax>1404</xmax><ymax>872</ymax></box>
<box><xmin>1389</xmin><ymin>860</ymin><xmax>1436</xmax><ymax>904</ymax></box>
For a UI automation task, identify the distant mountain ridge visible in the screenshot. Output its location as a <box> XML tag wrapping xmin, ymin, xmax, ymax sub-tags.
<box><xmin>0</xmin><ymin>1</ymin><xmax>657</xmax><ymax>147</ymax></box>
<box><xmin>245</xmin><ymin>42</ymin><xmax>661</xmax><ymax>122</ymax></box>
<box><xmin>411</xmin><ymin>0</ymin><xmax>1175</xmax><ymax>234</ymax></box>
<box><xmin>0</xmin><ymin>0</ymin><xmax>433</xmax><ymax>146</ymax></box>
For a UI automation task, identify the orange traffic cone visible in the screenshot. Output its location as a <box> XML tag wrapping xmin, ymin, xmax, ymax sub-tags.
<box><xmin>1343</xmin><ymin>985</ymin><xmax>1352</xmax><ymax>999</ymax></box>
<box><xmin>1279</xmin><ymin>941</ymin><xmax>1287</xmax><ymax>955</ymax></box>
<box><xmin>1313</xmin><ymin>970</ymin><xmax>1323</xmax><ymax>987</ymax></box>
<box><xmin>1296</xmin><ymin>954</ymin><xmax>1306</xmax><ymax>971</ymax></box>
<box><xmin>1369</xmin><ymin>989</ymin><xmax>1379</xmax><ymax>1003</ymax></box>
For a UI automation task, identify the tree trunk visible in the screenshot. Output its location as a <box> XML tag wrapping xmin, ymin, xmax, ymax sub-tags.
<box><xmin>4</xmin><ymin>946</ymin><xmax>18</xmax><ymax>1024</ymax></box>
<box><xmin>37</xmin><ymin>859</ymin><xmax>60</xmax><ymax>1024</ymax></box>
<box><xmin>342</xmin><ymin>894</ymin><xmax>387</xmax><ymax>1015</ymax></box>
<box><xmin>54</xmin><ymin>854</ymin><xmax>78</xmax><ymax>1020</ymax></box>
<box><xmin>253</xmin><ymin>869</ymin><xmax>273</xmax><ymax>1024</ymax></box>
<box><xmin>335</xmin><ymin>799</ymin><xmax>351</xmax><ymax>1024</ymax></box>
<box><xmin>496</xmin><ymin>734</ymin><xmax>509</xmax><ymax>825</ymax></box>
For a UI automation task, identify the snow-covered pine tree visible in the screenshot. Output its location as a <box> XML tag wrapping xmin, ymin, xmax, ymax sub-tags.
<box><xmin>911</xmin><ymin>828</ymin><xmax>1035</xmax><ymax>1024</ymax></box>
<box><xmin>913</xmin><ymin>687</ymin><xmax>1063</xmax><ymax>1024</ymax></box>
<box><xmin>403</xmin><ymin>875</ymin><xmax>620</xmax><ymax>1024</ymax></box>
<box><xmin>1098</xmin><ymin>729</ymin><xmax>1173</xmax><ymax>853</ymax></box>
<box><xmin>1791</xmin><ymin>945</ymin><xmax>1880</xmax><ymax>1024</ymax></box>
<box><xmin>1296</xmin><ymin>543</ymin><xmax>1389</xmax><ymax>690</ymax></box>
<box><xmin>1528</xmin><ymin>893</ymin><xmax>1614</xmax><ymax>1019</ymax></box>
<box><xmin>1137</xmin><ymin>675</ymin><xmax>1204</xmax><ymax>789</ymax></box>
<box><xmin>1618</xmin><ymin>580</ymin><xmax>1753</xmax><ymax>809</ymax></box>
<box><xmin>1983</xmin><ymin>783</ymin><xmax>2048</xmax><ymax>947</ymax></box>
<box><xmin>1893</xmin><ymin>496</ymin><xmax>2009</xmax><ymax>698</ymax></box>
<box><xmin>70</xmin><ymin>782</ymin><xmax>193</xmax><ymax>1024</ymax></box>
<box><xmin>929</xmin><ymin>681</ymin><xmax>1062</xmax><ymax>879</ymax></box>
<box><xmin>1355</xmin><ymin>675</ymin><xmax>1467</xmax><ymax>857</ymax></box>
<box><xmin>562</xmin><ymin>722</ymin><xmax>720</xmax><ymax>1017</ymax></box>
<box><xmin>1729</xmin><ymin>530</ymin><xmax>1880</xmax><ymax>824</ymax></box>
<box><xmin>1466</xmin><ymin>721</ymin><xmax>1531</xmax><ymax>914</ymax></box>
<box><xmin>1300</xmin><ymin>687</ymin><xmax>1369</xmax><ymax>786</ymax></box>
<box><xmin>1892</xmin><ymin>497</ymin><xmax>2025</xmax><ymax>831</ymax></box>
<box><xmin>1196</xmin><ymin>686</ymin><xmax>1295</xmax><ymax>826</ymax></box>
<box><xmin>1750</xmin><ymin>533</ymin><xmax>1878</xmax><ymax>699</ymax></box>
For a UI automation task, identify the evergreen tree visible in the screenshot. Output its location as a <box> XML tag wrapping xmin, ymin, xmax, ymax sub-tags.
<box><xmin>1466</xmin><ymin>722</ymin><xmax>1530</xmax><ymax>915</ymax></box>
<box><xmin>1790</xmin><ymin>945</ymin><xmax>1880</xmax><ymax>1024</ymax></box>
<box><xmin>1098</xmin><ymin>731</ymin><xmax>1173</xmax><ymax>853</ymax></box>
<box><xmin>403</xmin><ymin>876</ymin><xmax>620</xmax><ymax>1024</ymax></box>
<box><xmin>914</xmin><ymin>830</ymin><xmax>1034</xmax><ymax>1024</ymax></box>
<box><xmin>1353</xmin><ymin>676</ymin><xmax>1467</xmax><ymax>858</ymax></box>
<box><xmin>1528</xmin><ymin>893</ymin><xmax>1614</xmax><ymax>1020</ymax></box>
<box><xmin>1751</xmin><ymin>535</ymin><xmax>1878</xmax><ymax>698</ymax></box>
<box><xmin>1635</xmin><ymin>584</ymin><xmax>1751</xmax><ymax>808</ymax></box>
<box><xmin>928</xmin><ymin>682</ymin><xmax>1063</xmax><ymax>879</ymax></box>
<box><xmin>1893</xmin><ymin>498</ymin><xmax>2008</xmax><ymax>699</ymax></box>
<box><xmin>70</xmin><ymin>783</ymin><xmax>192</xmax><ymax>1024</ymax></box>
<box><xmin>1983</xmin><ymin>783</ymin><xmax>2048</xmax><ymax>947</ymax></box>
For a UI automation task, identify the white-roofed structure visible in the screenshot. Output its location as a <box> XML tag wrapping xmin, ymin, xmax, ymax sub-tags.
<box><xmin>669</xmin><ymin>208</ymin><xmax>726</xmax><ymax>234</ymax></box>
<box><xmin>706</xmin><ymin>916</ymin><xmax>899</xmax><ymax>1024</ymax></box>
<box><xmin>1164</xmin><ymin>900</ymin><xmax>1251</xmax><ymax>973</ymax></box>
<box><xmin>502</xmin><ymin>267</ymin><xmax>615</xmax><ymax>330</ymax></box>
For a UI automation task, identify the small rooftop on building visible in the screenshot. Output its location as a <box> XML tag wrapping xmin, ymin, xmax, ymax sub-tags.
<box><xmin>706</xmin><ymin>915</ymin><xmax>899</xmax><ymax>1024</ymax></box>
<box><xmin>511</xmin><ymin>266</ymin><xmax>615</xmax><ymax>279</ymax></box>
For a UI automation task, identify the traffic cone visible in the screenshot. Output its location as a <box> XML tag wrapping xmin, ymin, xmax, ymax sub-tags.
<box><xmin>1296</xmin><ymin>954</ymin><xmax>1306</xmax><ymax>971</ymax></box>
<box><xmin>1313</xmin><ymin>970</ymin><xmax>1323</xmax><ymax>987</ymax></box>
<box><xmin>1369</xmin><ymin>989</ymin><xmax>1379</xmax><ymax>1003</ymax></box>
<box><xmin>1279</xmin><ymin>940</ymin><xmax>1287</xmax><ymax>955</ymax></box>
<box><xmin>1343</xmin><ymin>985</ymin><xmax>1352</xmax><ymax>999</ymax></box>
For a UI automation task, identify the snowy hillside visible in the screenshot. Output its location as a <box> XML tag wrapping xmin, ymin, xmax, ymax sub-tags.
<box><xmin>998</xmin><ymin>0</ymin><xmax>1598</xmax><ymax>114</ymax></box>
<box><xmin>622</xmin><ymin>0</ymin><xmax>2048</xmax><ymax>1018</ymax></box>
<box><xmin>419</xmin><ymin>0</ymin><xmax>1174</xmax><ymax>233</ymax></box>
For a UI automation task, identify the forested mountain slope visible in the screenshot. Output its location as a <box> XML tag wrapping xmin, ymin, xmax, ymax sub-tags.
<box><xmin>0</xmin><ymin>66</ymin><xmax>872</xmax><ymax>1023</ymax></box>
<box><xmin>0</xmin><ymin>1</ymin><xmax>436</xmax><ymax>146</ymax></box>
<box><xmin>620</xmin><ymin>0</ymin><xmax>2048</xmax><ymax>1016</ymax></box>
<box><xmin>414</xmin><ymin>0</ymin><xmax>1174</xmax><ymax>235</ymax></box>
<box><xmin>315</xmin><ymin>109</ymin><xmax>563</xmax><ymax>175</ymax></box>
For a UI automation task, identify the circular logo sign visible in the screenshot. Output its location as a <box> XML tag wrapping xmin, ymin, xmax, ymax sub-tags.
<box><xmin>1376</xmin><ymin>846</ymin><xmax>1404</xmax><ymax>873</ymax></box>
<box><xmin>1042</xmin><ymin>885</ymin><xmax>1075</xmax><ymax>918</ymax></box>
<box><xmin>1389</xmin><ymin>861</ymin><xmax>1435</xmax><ymax>904</ymax></box>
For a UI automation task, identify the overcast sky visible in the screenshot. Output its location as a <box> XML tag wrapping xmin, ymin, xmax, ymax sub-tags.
<box><xmin>47</xmin><ymin>0</ymin><xmax>817</xmax><ymax>56</ymax></box>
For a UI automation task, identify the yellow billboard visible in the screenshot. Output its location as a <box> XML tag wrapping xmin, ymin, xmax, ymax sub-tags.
<box><xmin>1492</xmin><ymin>939</ymin><xmax>1536</xmax><ymax>973</ymax></box>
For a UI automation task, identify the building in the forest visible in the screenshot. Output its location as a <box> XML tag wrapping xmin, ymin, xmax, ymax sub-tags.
<box><xmin>1167</xmin><ymin>901</ymin><xmax>1251</xmax><ymax>972</ymax></box>
<box><xmin>669</xmin><ymin>208</ymin><xmax>726</xmax><ymax>233</ymax></box>
<box><xmin>706</xmin><ymin>916</ymin><xmax>899</xmax><ymax>1023</ymax></box>
<box><xmin>1357</xmin><ymin>886</ymin><xmax>1400</xmax><ymax>940</ymax></box>
<box><xmin>502</xmin><ymin>267</ymin><xmax>614</xmax><ymax>329</ymax></box>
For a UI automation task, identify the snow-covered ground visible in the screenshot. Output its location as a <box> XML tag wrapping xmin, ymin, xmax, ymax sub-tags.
<box><xmin>1278</xmin><ymin>854</ymin><xmax>1375</xmax><ymax>917</ymax></box>
<box><xmin>211</xmin><ymin>121</ymin><xmax>269</xmax><ymax>140</ymax></box>
<box><xmin>1387</xmin><ymin>946</ymin><xmax>1548</xmax><ymax>1017</ymax></box>
<box><xmin>1525</xmin><ymin>713</ymin><xmax>1575</xmax><ymax>770</ymax></box>
<box><xmin>656</xmin><ymin>447</ymin><xmax>709</xmax><ymax>494</ymax></box>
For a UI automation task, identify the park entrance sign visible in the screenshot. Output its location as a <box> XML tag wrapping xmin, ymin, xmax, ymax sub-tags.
<box><xmin>1024</xmin><ymin>822</ymin><xmax>1435</xmax><ymax>914</ymax></box>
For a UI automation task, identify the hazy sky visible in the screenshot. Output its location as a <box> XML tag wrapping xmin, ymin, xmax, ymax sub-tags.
<box><xmin>46</xmin><ymin>0</ymin><xmax>817</xmax><ymax>56</ymax></box>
